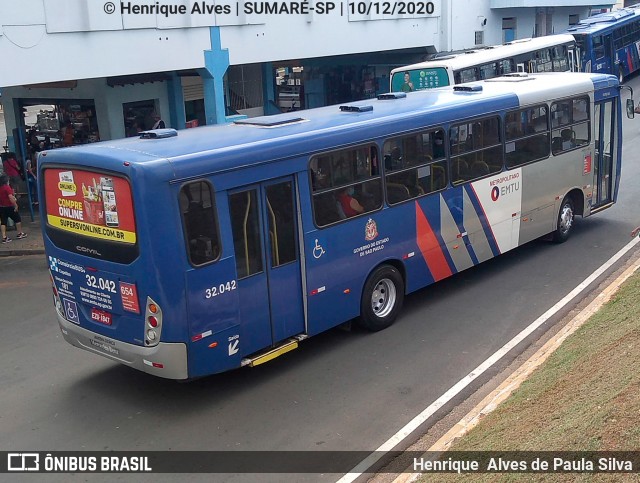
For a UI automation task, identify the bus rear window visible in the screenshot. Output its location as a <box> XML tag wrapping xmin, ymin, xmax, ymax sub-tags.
<box><xmin>43</xmin><ymin>168</ymin><xmax>138</xmax><ymax>263</ymax></box>
<box><xmin>391</xmin><ymin>67</ymin><xmax>449</xmax><ymax>92</ymax></box>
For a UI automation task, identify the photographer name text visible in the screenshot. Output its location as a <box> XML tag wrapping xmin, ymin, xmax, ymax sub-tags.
<box><xmin>107</xmin><ymin>1</ymin><xmax>436</xmax><ymax>17</ymax></box>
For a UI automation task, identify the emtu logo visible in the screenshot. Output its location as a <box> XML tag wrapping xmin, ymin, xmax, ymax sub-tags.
<box><xmin>491</xmin><ymin>186</ymin><xmax>500</xmax><ymax>201</ymax></box>
<box><xmin>8</xmin><ymin>453</ymin><xmax>39</xmax><ymax>471</ymax></box>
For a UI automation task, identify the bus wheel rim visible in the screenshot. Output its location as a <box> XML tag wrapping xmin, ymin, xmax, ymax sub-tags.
<box><xmin>371</xmin><ymin>278</ymin><xmax>396</xmax><ymax>318</ymax></box>
<box><xmin>560</xmin><ymin>204</ymin><xmax>573</xmax><ymax>234</ymax></box>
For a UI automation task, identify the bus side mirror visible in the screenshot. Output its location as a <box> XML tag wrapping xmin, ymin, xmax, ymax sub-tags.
<box><xmin>627</xmin><ymin>98</ymin><xmax>635</xmax><ymax>119</ymax></box>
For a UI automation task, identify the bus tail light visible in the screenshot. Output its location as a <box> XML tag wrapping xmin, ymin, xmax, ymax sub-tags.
<box><xmin>144</xmin><ymin>297</ymin><xmax>163</xmax><ymax>347</ymax></box>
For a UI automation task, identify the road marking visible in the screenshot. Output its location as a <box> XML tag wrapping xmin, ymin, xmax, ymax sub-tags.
<box><xmin>337</xmin><ymin>236</ymin><xmax>640</xmax><ymax>483</ymax></box>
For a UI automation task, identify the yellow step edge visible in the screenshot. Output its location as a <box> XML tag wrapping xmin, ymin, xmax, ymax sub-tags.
<box><xmin>245</xmin><ymin>339</ymin><xmax>299</xmax><ymax>367</ymax></box>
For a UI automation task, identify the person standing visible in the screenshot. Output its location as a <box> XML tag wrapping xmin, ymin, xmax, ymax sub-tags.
<box><xmin>152</xmin><ymin>113</ymin><xmax>166</xmax><ymax>130</ymax></box>
<box><xmin>63</xmin><ymin>121</ymin><xmax>75</xmax><ymax>146</ymax></box>
<box><xmin>2</xmin><ymin>153</ymin><xmax>22</xmax><ymax>192</ymax></box>
<box><xmin>0</xmin><ymin>175</ymin><xmax>28</xmax><ymax>243</ymax></box>
<box><xmin>26</xmin><ymin>156</ymin><xmax>39</xmax><ymax>205</ymax></box>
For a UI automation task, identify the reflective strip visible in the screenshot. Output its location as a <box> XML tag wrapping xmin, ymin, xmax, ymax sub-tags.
<box><xmin>192</xmin><ymin>330</ymin><xmax>213</xmax><ymax>342</ymax></box>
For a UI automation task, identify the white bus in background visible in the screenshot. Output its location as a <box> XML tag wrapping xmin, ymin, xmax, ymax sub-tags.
<box><xmin>390</xmin><ymin>34</ymin><xmax>579</xmax><ymax>92</ymax></box>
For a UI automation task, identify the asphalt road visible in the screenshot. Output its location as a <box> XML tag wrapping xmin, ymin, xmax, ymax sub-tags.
<box><xmin>2</xmin><ymin>75</ymin><xmax>640</xmax><ymax>483</ymax></box>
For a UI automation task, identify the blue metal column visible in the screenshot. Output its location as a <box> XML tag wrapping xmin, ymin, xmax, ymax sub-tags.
<box><xmin>167</xmin><ymin>72</ymin><xmax>186</xmax><ymax>130</ymax></box>
<box><xmin>201</xmin><ymin>28</ymin><xmax>230</xmax><ymax>125</ymax></box>
<box><xmin>262</xmin><ymin>62</ymin><xmax>280</xmax><ymax>115</ymax></box>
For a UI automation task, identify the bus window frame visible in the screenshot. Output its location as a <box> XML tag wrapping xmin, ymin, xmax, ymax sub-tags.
<box><xmin>179</xmin><ymin>179</ymin><xmax>222</xmax><ymax>268</ymax></box>
<box><xmin>504</xmin><ymin>104</ymin><xmax>551</xmax><ymax>169</ymax></box>
<box><xmin>449</xmin><ymin>115</ymin><xmax>504</xmax><ymax>185</ymax></box>
<box><xmin>593</xmin><ymin>35</ymin><xmax>606</xmax><ymax>60</ymax></box>
<box><xmin>550</xmin><ymin>95</ymin><xmax>591</xmax><ymax>156</ymax></box>
<box><xmin>309</xmin><ymin>142</ymin><xmax>383</xmax><ymax>229</ymax></box>
<box><xmin>382</xmin><ymin>127</ymin><xmax>449</xmax><ymax>206</ymax></box>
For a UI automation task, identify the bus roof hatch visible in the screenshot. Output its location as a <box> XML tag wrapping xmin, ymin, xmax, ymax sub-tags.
<box><xmin>339</xmin><ymin>104</ymin><xmax>373</xmax><ymax>112</ymax></box>
<box><xmin>139</xmin><ymin>129</ymin><xmax>178</xmax><ymax>139</ymax></box>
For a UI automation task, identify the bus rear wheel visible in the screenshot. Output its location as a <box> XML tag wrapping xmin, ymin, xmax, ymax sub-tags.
<box><xmin>358</xmin><ymin>265</ymin><xmax>404</xmax><ymax>331</ymax></box>
<box><xmin>552</xmin><ymin>196</ymin><xmax>575</xmax><ymax>243</ymax></box>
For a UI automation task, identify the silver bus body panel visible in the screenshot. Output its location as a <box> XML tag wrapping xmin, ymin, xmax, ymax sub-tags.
<box><xmin>56</xmin><ymin>313</ymin><xmax>188</xmax><ymax>380</ymax></box>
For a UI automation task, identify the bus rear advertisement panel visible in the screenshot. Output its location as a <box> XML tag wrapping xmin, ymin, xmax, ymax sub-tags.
<box><xmin>44</xmin><ymin>168</ymin><xmax>136</xmax><ymax>244</ymax></box>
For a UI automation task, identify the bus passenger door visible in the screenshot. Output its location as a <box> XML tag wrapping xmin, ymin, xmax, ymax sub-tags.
<box><xmin>568</xmin><ymin>48</ymin><xmax>577</xmax><ymax>72</ymax></box>
<box><xmin>228</xmin><ymin>177</ymin><xmax>305</xmax><ymax>356</ymax></box>
<box><xmin>593</xmin><ymin>99</ymin><xmax>616</xmax><ymax>208</ymax></box>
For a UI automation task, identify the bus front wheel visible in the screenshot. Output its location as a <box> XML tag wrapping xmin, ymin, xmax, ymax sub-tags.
<box><xmin>553</xmin><ymin>197</ymin><xmax>575</xmax><ymax>243</ymax></box>
<box><xmin>358</xmin><ymin>265</ymin><xmax>404</xmax><ymax>331</ymax></box>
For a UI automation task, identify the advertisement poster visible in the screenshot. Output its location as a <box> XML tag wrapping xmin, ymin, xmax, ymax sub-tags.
<box><xmin>391</xmin><ymin>68</ymin><xmax>450</xmax><ymax>92</ymax></box>
<box><xmin>44</xmin><ymin>168</ymin><xmax>136</xmax><ymax>244</ymax></box>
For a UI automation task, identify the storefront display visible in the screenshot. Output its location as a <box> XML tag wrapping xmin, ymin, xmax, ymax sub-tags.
<box><xmin>21</xmin><ymin>100</ymin><xmax>100</xmax><ymax>151</ymax></box>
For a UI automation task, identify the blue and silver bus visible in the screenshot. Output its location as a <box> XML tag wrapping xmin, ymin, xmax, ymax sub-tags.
<box><xmin>39</xmin><ymin>72</ymin><xmax>627</xmax><ymax>380</ymax></box>
<box><xmin>567</xmin><ymin>6</ymin><xmax>640</xmax><ymax>81</ymax></box>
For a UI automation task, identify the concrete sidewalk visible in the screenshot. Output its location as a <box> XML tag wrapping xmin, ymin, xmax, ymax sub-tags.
<box><xmin>1</xmin><ymin>108</ymin><xmax>44</xmax><ymax>256</ymax></box>
<box><xmin>0</xmin><ymin>201</ymin><xmax>45</xmax><ymax>256</ymax></box>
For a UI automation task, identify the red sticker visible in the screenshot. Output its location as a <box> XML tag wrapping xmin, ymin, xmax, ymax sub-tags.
<box><xmin>120</xmin><ymin>282</ymin><xmax>140</xmax><ymax>314</ymax></box>
<box><xmin>91</xmin><ymin>308</ymin><xmax>113</xmax><ymax>326</ymax></box>
<box><xmin>583</xmin><ymin>154</ymin><xmax>592</xmax><ymax>175</ymax></box>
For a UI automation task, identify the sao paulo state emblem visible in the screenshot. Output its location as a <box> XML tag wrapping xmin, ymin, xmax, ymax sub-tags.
<box><xmin>365</xmin><ymin>218</ymin><xmax>378</xmax><ymax>241</ymax></box>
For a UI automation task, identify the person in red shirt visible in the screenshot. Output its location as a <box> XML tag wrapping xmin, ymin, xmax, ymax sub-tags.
<box><xmin>0</xmin><ymin>175</ymin><xmax>28</xmax><ymax>243</ymax></box>
<box><xmin>2</xmin><ymin>154</ymin><xmax>22</xmax><ymax>192</ymax></box>
<box><xmin>337</xmin><ymin>186</ymin><xmax>365</xmax><ymax>218</ymax></box>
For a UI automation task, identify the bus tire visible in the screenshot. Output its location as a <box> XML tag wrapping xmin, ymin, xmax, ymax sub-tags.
<box><xmin>358</xmin><ymin>265</ymin><xmax>404</xmax><ymax>331</ymax></box>
<box><xmin>552</xmin><ymin>196</ymin><xmax>575</xmax><ymax>243</ymax></box>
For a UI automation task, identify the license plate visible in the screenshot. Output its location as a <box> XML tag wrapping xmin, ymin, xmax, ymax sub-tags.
<box><xmin>91</xmin><ymin>308</ymin><xmax>112</xmax><ymax>326</ymax></box>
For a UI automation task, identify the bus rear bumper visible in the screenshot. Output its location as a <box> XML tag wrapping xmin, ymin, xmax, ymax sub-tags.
<box><xmin>57</xmin><ymin>314</ymin><xmax>188</xmax><ymax>380</ymax></box>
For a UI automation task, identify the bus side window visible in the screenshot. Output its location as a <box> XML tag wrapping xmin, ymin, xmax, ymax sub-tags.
<box><xmin>505</xmin><ymin>105</ymin><xmax>550</xmax><ymax>168</ymax></box>
<box><xmin>384</xmin><ymin>128</ymin><xmax>449</xmax><ymax>204</ymax></box>
<box><xmin>180</xmin><ymin>181</ymin><xmax>221</xmax><ymax>266</ymax></box>
<box><xmin>449</xmin><ymin>117</ymin><xmax>503</xmax><ymax>182</ymax></box>
<box><xmin>551</xmin><ymin>96</ymin><xmax>590</xmax><ymax>155</ymax></box>
<box><xmin>310</xmin><ymin>144</ymin><xmax>382</xmax><ymax>227</ymax></box>
<box><xmin>229</xmin><ymin>190</ymin><xmax>264</xmax><ymax>278</ymax></box>
<box><xmin>593</xmin><ymin>35</ymin><xmax>605</xmax><ymax>60</ymax></box>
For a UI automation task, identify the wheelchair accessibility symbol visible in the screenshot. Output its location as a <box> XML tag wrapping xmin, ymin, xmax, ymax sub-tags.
<box><xmin>63</xmin><ymin>298</ymin><xmax>80</xmax><ymax>324</ymax></box>
<box><xmin>312</xmin><ymin>239</ymin><xmax>325</xmax><ymax>259</ymax></box>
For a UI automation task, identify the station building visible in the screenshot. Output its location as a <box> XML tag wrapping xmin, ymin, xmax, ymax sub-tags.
<box><xmin>0</xmin><ymin>1</ymin><xmax>612</xmax><ymax>156</ymax></box>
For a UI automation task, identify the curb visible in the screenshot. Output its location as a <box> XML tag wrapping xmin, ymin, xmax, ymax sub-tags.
<box><xmin>391</xmin><ymin>252</ymin><xmax>640</xmax><ymax>483</ymax></box>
